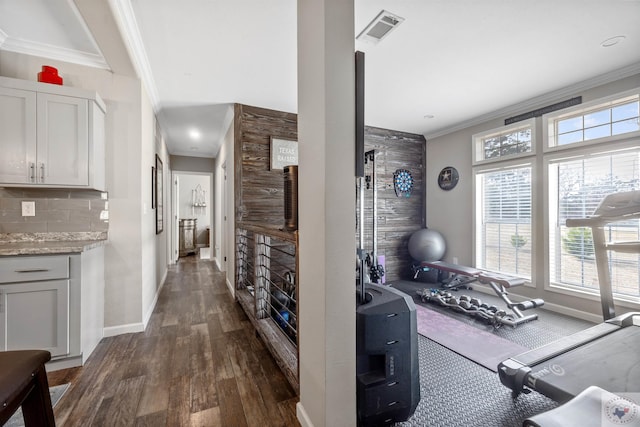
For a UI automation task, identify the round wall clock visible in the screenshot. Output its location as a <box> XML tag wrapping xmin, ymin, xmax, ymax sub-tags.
<box><xmin>394</xmin><ymin>169</ymin><xmax>414</xmax><ymax>198</ymax></box>
<box><xmin>438</xmin><ymin>166</ymin><xmax>459</xmax><ymax>191</ymax></box>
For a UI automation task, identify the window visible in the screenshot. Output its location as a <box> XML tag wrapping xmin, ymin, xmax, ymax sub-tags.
<box><xmin>548</xmin><ymin>148</ymin><xmax>640</xmax><ymax>297</ymax></box>
<box><xmin>475</xmin><ymin>164</ymin><xmax>532</xmax><ymax>279</ymax></box>
<box><xmin>473</xmin><ymin>118</ymin><xmax>535</xmax><ymax>164</ymax></box>
<box><xmin>546</xmin><ymin>93</ymin><xmax>640</xmax><ymax>149</ymax></box>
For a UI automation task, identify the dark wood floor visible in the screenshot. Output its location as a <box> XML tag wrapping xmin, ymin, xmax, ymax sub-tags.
<box><xmin>48</xmin><ymin>255</ymin><xmax>300</xmax><ymax>426</ymax></box>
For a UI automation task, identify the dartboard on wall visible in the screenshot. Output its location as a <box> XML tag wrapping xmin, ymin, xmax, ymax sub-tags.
<box><xmin>393</xmin><ymin>169</ymin><xmax>414</xmax><ymax>198</ymax></box>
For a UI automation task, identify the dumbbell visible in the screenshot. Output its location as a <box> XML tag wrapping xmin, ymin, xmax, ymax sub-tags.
<box><xmin>494</xmin><ymin>309</ymin><xmax>507</xmax><ymax>318</ymax></box>
<box><xmin>459</xmin><ymin>300</ymin><xmax>473</xmax><ymax>310</ymax></box>
<box><xmin>459</xmin><ymin>295</ymin><xmax>471</xmax><ymax>302</ymax></box>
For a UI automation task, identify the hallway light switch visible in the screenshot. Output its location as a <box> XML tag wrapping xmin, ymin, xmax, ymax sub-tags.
<box><xmin>21</xmin><ymin>201</ymin><xmax>36</xmax><ymax>217</ymax></box>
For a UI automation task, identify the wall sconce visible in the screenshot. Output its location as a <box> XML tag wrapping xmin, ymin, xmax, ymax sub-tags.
<box><xmin>192</xmin><ymin>184</ymin><xmax>206</xmax><ymax>216</ymax></box>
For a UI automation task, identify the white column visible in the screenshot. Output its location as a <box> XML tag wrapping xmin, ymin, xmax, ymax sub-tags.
<box><xmin>297</xmin><ymin>0</ymin><xmax>356</xmax><ymax>426</ymax></box>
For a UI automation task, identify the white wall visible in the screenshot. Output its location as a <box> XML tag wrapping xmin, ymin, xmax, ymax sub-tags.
<box><xmin>297</xmin><ymin>0</ymin><xmax>356</xmax><ymax>425</ymax></box>
<box><xmin>426</xmin><ymin>72</ymin><xmax>640</xmax><ymax>318</ymax></box>
<box><xmin>214</xmin><ymin>115</ymin><xmax>235</xmax><ymax>293</ymax></box>
<box><xmin>142</xmin><ymin>84</ymin><xmax>169</xmax><ymax>328</ymax></box>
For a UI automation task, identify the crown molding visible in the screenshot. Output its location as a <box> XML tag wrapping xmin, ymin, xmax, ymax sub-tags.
<box><xmin>424</xmin><ymin>62</ymin><xmax>640</xmax><ymax>140</ymax></box>
<box><xmin>109</xmin><ymin>0</ymin><xmax>160</xmax><ymax>111</ymax></box>
<box><xmin>0</xmin><ymin>36</ymin><xmax>110</xmax><ymax>70</ymax></box>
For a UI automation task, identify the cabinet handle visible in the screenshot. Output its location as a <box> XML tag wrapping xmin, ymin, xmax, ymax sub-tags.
<box><xmin>29</xmin><ymin>162</ymin><xmax>35</xmax><ymax>183</ymax></box>
<box><xmin>40</xmin><ymin>163</ymin><xmax>45</xmax><ymax>183</ymax></box>
<box><xmin>14</xmin><ymin>268</ymin><xmax>50</xmax><ymax>273</ymax></box>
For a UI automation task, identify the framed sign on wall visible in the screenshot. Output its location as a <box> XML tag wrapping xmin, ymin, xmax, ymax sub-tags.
<box><xmin>437</xmin><ymin>166</ymin><xmax>459</xmax><ymax>191</ymax></box>
<box><xmin>270</xmin><ymin>137</ymin><xmax>298</xmax><ymax>170</ymax></box>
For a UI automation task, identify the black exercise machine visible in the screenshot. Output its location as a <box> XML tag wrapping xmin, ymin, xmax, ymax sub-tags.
<box><xmin>498</xmin><ymin>190</ymin><xmax>640</xmax><ymax>419</ymax></box>
<box><xmin>417</xmin><ymin>261</ymin><xmax>544</xmax><ymax>328</ymax></box>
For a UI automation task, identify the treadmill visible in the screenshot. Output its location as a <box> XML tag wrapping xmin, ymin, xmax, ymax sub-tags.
<box><xmin>499</xmin><ymin>190</ymin><xmax>640</xmax><ymax>403</ymax></box>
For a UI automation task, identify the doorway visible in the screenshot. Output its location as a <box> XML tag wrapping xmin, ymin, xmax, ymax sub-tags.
<box><xmin>172</xmin><ymin>171</ymin><xmax>214</xmax><ymax>261</ymax></box>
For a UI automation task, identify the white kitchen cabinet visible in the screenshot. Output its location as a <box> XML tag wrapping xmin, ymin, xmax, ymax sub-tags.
<box><xmin>0</xmin><ymin>279</ymin><xmax>69</xmax><ymax>357</ymax></box>
<box><xmin>0</xmin><ymin>255</ymin><xmax>70</xmax><ymax>357</ymax></box>
<box><xmin>0</xmin><ymin>249</ymin><xmax>104</xmax><ymax>368</ymax></box>
<box><xmin>0</xmin><ymin>76</ymin><xmax>106</xmax><ymax>190</ymax></box>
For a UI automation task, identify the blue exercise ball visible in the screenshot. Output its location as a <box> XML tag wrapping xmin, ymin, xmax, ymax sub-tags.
<box><xmin>408</xmin><ymin>228</ymin><xmax>446</xmax><ymax>262</ymax></box>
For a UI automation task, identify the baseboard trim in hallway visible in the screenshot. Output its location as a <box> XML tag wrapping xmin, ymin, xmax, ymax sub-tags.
<box><xmin>297</xmin><ymin>402</ymin><xmax>314</xmax><ymax>427</ymax></box>
<box><xmin>102</xmin><ymin>322</ymin><xmax>145</xmax><ymax>337</ymax></box>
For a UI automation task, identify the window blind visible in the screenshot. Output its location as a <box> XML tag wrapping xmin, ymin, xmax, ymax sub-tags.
<box><xmin>478</xmin><ymin>166</ymin><xmax>532</xmax><ymax>278</ymax></box>
<box><xmin>550</xmin><ymin>149</ymin><xmax>640</xmax><ymax>297</ymax></box>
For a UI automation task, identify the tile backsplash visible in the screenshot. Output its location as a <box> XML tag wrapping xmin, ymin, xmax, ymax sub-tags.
<box><xmin>0</xmin><ymin>188</ymin><xmax>109</xmax><ymax>233</ymax></box>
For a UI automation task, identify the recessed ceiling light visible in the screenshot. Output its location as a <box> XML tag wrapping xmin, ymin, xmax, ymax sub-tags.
<box><xmin>601</xmin><ymin>35</ymin><xmax>626</xmax><ymax>47</ymax></box>
<box><xmin>423</xmin><ymin>114</ymin><xmax>435</xmax><ymax>119</ymax></box>
<box><xmin>189</xmin><ymin>129</ymin><xmax>202</xmax><ymax>140</ymax></box>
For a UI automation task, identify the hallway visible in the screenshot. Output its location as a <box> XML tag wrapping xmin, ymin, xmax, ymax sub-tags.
<box><xmin>48</xmin><ymin>256</ymin><xmax>299</xmax><ymax>426</ymax></box>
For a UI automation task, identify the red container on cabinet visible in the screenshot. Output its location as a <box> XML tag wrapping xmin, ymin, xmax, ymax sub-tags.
<box><xmin>37</xmin><ymin>66</ymin><xmax>63</xmax><ymax>85</ymax></box>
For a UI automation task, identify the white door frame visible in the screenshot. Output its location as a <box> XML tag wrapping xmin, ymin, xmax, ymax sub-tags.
<box><xmin>171</xmin><ymin>172</ymin><xmax>179</xmax><ymax>264</ymax></box>
<box><xmin>172</xmin><ymin>170</ymin><xmax>214</xmax><ymax>261</ymax></box>
<box><xmin>221</xmin><ymin>162</ymin><xmax>228</xmax><ymax>273</ymax></box>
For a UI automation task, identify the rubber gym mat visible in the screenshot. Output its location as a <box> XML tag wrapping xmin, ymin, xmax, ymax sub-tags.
<box><xmin>415</xmin><ymin>304</ymin><xmax>528</xmax><ymax>372</ymax></box>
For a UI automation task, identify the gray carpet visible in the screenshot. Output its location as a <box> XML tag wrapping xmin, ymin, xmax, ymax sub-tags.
<box><xmin>5</xmin><ymin>383</ymin><xmax>69</xmax><ymax>427</ymax></box>
<box><xmin>389</xmin><ymin>280</ymin><xmax>596</xmax><ymax>427</ymax></box>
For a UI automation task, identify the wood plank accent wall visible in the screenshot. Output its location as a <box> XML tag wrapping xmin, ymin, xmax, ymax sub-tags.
<box><xmin>234</xmin><ymin>104</ymin><xmax>298</xmax><ymax>228</ymax></box>
<box><xmin>361</xmin><ymin>126</ymin><xmax>426</xmax><ymax>281</ymax></box>
<box><xmin>234</xmin><ymin>104</ymin><xmax>426</xmax><ymax>282</ymax></box>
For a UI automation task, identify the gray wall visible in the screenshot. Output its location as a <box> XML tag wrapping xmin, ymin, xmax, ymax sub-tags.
<box><xmin>170</xmin><ymin>155</ymin><xmax>215</xmax><ymax>173</ymax></box>
<box><xmin>425</xmin><ymin>72</ymin><xmax>640</xmax><ymax>319</ymax></box>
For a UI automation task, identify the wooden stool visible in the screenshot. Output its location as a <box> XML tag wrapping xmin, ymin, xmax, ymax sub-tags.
<box><xmin>0</xmin><ymin>350</ymin><xmax>55</xmax><ymax>426</ymax></box>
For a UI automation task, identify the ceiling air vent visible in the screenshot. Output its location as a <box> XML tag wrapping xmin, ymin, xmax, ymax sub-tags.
<box><xmin>357</xmin><ymin>10</ymin><xmax>405</xmax><ymax>44</ymax></box>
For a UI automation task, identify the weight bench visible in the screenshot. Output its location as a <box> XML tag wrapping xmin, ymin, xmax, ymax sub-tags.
<box><xmin>0</xmin><ymin>350</ymin><xmax>56</xmax><ymax>427</ymax></box>
<box><xmin>419</xmin><ymin>261</ymin><xmax>544</xmax><ymax>327</ymax></box>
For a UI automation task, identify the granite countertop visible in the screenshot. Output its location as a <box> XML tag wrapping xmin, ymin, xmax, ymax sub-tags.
<box><xmin>0</xmin><ymin>232</ymin><xmax>108</xmax><ymax>256</ymax></box>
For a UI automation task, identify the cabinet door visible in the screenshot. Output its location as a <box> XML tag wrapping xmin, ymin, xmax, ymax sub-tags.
<box><xmin>37</xmin><ymin>93</ymin><xmax>89</xmax><ymax>186</ymax></box>
<box><xmin>0</xmin><ymin>86</ymin><xmax>37</xmax><ymax>184</ymax></box>
<box><xmin>0</xmin><ymin>280</ymin><xmax>69</xmax><ymax>357</ymax></box>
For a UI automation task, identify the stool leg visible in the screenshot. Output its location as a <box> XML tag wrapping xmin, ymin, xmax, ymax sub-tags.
<box><xmin>21</xmin><ymin>366</ymin><xmax>56</xmax><ymax>427</ymax></box>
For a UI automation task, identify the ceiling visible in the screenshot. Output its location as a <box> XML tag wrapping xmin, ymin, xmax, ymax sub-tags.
<box><xmin>1</xmin><ymin>0</ymin><xmax>639</xmax><ymax>158</ymax></box>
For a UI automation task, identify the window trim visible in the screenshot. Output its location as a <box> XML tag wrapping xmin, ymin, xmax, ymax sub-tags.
<box><xmin>543</xmin><ymin>87</ymin><xmax>640</xmax><ymax>153</ymax></box>
<box><xmin>472</xmin><ymin>118</ymin><xmax>536</xmax><ymax>166</ymax></box>
<box><xmin>473</xmin><ymin>157</ymin><xmax>537</xmax><ymax>287</ymax></box>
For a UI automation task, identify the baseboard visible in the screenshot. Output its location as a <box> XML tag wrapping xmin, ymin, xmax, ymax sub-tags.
<box><xmin>296</xmin><ymin>402</ymin><xmax>314</xmax><ymax>427</ymax></box>
<box><xmin>103</xmin><ymin>322</ymin><xmax>145</xmax><ymax>337</ymax></box>
<box><xmin>143</xmin><ymin>268</ymin><xmax>168</xmax><ymax>328</ymax></box>
<box><xmin>46</xmin><ymin>355</ymin><xmax>82</xmax><ymax>372</ymax></box>
<box><xmin>226</xmin><ymin>276</ymin><xmax>234</xmax><ymax>296</ymax></box>
<box><xmin>472</xmin><ymin>286</ymin><xmax>602</xmax><ymax>323</ymax></box>
<box><xmin>213</xmin><ymin>256</ymin><xmax>222</xmax><ymax>270</ymax></box>
<box><xmin>539</xmin><ymin>300</ymin><xmax>602</xmax><ymax>323</ymax></box>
